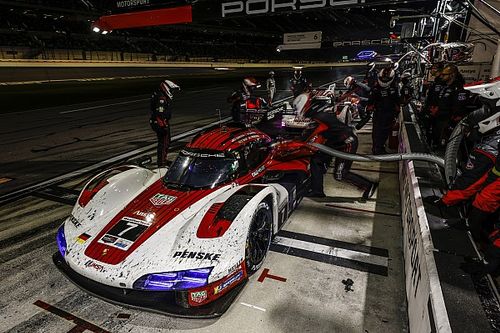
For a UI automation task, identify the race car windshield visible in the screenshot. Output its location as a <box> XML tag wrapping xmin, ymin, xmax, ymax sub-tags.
<box><xmin>164</xmin><ymin>151</ymin><xmax>238</xmax><ymax>189</ymax></box>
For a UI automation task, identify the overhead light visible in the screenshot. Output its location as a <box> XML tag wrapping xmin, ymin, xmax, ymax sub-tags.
<box><xmin>92</xmin><ymin>26</ymin><xmax>100</xmax><ymax>33</ymax></box>
<box><xmin>446</xmin><ymin>4</ymin><xmax>452</xmax><ymax>11</ymax></box>
<box><xmin>101</xmin><ymin>30</ymin><xmax>108</xmax><ymax>35</ymax></box>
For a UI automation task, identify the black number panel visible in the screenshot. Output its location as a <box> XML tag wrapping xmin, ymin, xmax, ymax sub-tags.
<box><xmin>98</xmin><ymin>217</ymin><xmax>150</xmax><ymax>250</ymax></box>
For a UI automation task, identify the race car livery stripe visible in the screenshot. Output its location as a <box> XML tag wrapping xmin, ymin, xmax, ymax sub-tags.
<box><xmin>84</xmin><ymin>180</ymin><xmax>216</xmax><ymax>265</ymax></box>
<box><xmin>189</xmin><ymin>127</ymin><xmax>240</xmax><ymax>150</ymax></box>
<box><xmin>217</xmin><ymin>128</ymin><xmax>251</xmax><ymax>149</ymax></box>
<box><xmin>207</xmin><ymin>128</ymin><xmax>237</xmax><ymax>150</ymax></box>
<box><xmin>226</xmin><ymin>133</ymin><xmax>271</xmax><ymax>151</ymax></box>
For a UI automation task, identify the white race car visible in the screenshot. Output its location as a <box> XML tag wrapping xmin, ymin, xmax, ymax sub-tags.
<box><xmin>54</xmin><ymin>124</ymin><xmax>313</xmax><ymax>317</ymax></box>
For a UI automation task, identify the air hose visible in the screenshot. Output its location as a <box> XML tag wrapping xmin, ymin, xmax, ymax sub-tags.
<box><xmin>311</xmin><ymin>143</ymin><xmax>446</xmax><ymax>169</ymax></box>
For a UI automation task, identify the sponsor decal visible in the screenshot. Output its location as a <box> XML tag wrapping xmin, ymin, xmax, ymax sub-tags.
<box><xmin>214</xmin><ymin>271</ymin><xmax>243</xmax><ymax>294</ymax></box>
<box><xmin>84</xmin><ymin>260</ymin><xmax>106</xmax><ymax>273</ymax></box>
<box><xmin>266</xmin><ymin>108</ymin><xmax>281</xmax><ymax>120</ymax></box>
<box><xmin>190</xmin><ymin>290</ymin><xmax>208</xmax><ymax>304</ymax></box>
<box><xmin>114</xmin><ymin>241</ymin><xmax>130</xmax><ymax>249</ymax></box>
<box><xmin>76</xmin><ymin>233</ymin><xmax>91</xmax><ymax>244</ymax></box>
<box><xmin>173</xmin><ymin>250</ymin><xmax>221</xmax><ymax>261</ymax></box>
<box><xmin>181</xmin><ymin>150</ymin><xmax>225</xmax><ymax>158</ymax></box>
<box><xmin>150</xmin><ymin>193</ymin><xmax>177</xmax><ymax>206</ymax></box>
<box><xmin>68</xmin><ymin>215</ymin><xmax>81</xmax><ymax>228</ymax></box>
<box><xmin>134</xmin><ymin>210</ymin><xmax>149</xmax><ymax>218</ymax></box>
<box><xmin>227</xmin><ymin>260</ymin><xmax>243</xmax><ymax>275</ymax></box>
<box><xmin>231</xmin><ymin>132</ymin><xmax>258</xmax><ymax>143</ymax></box>
<box><xmin>237</xmin><ymin>134</ymin><xmax>262</xmax><ymax>144</ymax></box>
<box><xmin>101</xmin><ymin>235</ymin><xmax>118</xmax><ymax>244</ymax></box>
<box><xmin>251</xmin><ymin>165</ymin><xmax>265</xmax><ymax>177</ymax></box>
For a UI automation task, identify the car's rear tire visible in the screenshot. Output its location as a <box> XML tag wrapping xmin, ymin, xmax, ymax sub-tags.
<box><xmin>245</xmin><ymin>201</ymin><xmax>273</xmax><ymax>275</ymax></box>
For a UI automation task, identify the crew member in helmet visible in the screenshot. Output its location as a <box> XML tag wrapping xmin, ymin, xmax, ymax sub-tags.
<box><xmin>228</xmin><ymin>76</ymin><xmax>259</xmax><ymax>123</ymax></box>
<box><xmin>266</xmin><ymin>71</ymin><xmax>276</xmax><ymax>106</ymax></box>
<box><xmin>150</xmin><ymin>79</ymin><xmax>180</xmax><ymax>167</ymax></box>
<box><xmin>400</xmin><ymin>71</ymin><xmax>414</xmax><ymax>105</ymax></box>
<box><xmin>342</xmin><ymin>75</ymin><xmax>371</xmax><ymax>119</ymax></box>
<box><xmin>368</xmin><ymin>67</ymin><xmax>400</xmax><ymax>154</ymax></box>
<box><xmin>294</xmin><ymin>93</ymin><xmax>378</xmax><ymax>199</ymax></box>
<box><xmin>290</xmin><ymin>69</ymin><xmax>308</xmax><ymax>97</ymax></box>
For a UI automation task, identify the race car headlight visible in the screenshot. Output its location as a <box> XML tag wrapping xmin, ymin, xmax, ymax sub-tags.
<box><xmin>56</xmin><ymin>225</ymin><xmax>67</xmax><ymax>257</ymax></box>
<box><xmin>133</xmin><ymin>267</ymin><xmax>213</xmax><ymax>291</ymax></box>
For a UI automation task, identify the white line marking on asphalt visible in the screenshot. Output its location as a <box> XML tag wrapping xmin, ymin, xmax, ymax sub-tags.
<box><xmin>273</xmin><ymin>236</ymin><xmax>389</xmax><ymax>267</ymax></box>
<box><xmin>59</xmin><ymin>98</ymin><xmax>149</xmax><ymax>114</ymax></box>
<box><xmin>240</xmin><ymin>302</ymin><xmax>266</xmax><ymax>312</ymax></box>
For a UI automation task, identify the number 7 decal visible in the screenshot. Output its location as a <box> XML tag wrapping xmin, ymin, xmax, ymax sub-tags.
<box><xmin>118</xmin><ymin>222</ymin><xmax>138</xmax><ymax>237</ymax></box>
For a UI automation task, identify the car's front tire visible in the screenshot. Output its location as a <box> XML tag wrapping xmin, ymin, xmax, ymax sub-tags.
<box><xmin>245</xmin><ymin>201</ymin><xmax>273</xmax><ymax>274</ymax></box>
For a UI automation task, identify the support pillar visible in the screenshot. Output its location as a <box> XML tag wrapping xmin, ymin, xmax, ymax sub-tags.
<box><xmin>492</xmin><ymin>39</ymin><xmax>500</xmax><ymax>78</ymax></box>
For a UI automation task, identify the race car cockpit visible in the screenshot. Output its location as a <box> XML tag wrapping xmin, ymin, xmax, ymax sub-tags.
<box><xmin>164</xmin><ymin>149</ymin><xmax>239</xmax><ymax>190</ymax></box>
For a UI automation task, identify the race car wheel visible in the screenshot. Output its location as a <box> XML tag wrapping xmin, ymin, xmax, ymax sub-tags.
<box><xmin>246</xmin><ymin>201</ymin><xmax>272</xmax><ymax>274</ymax></box>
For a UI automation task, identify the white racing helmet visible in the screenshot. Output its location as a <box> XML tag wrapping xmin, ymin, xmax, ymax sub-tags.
<box><xmin>378</xmin><ymin>67</ymin><xmax>396</xmax><ymax>88</ymax></box>
<box><xmin>159</xmin><ymin>79</ymin><xmax>180</xmax><ymax>100</ymax></box>
<box><xmin>242</xmin><ymin>77</ymin><xmax>259</xmax><ymax>95</ymax></box>
<box><xmin>464</xmin><ymin>77</ymin><xmax>500</xmax><ymax>134</ymax></box>
<box><xmin>343</xmin><ymin>76</ymin><xmax>355</xmax><ymax>88</ymax></box>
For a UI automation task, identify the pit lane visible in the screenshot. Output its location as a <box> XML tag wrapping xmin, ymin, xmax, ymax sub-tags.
<box><xmin>0</xmin><ymin>69</ymin><xmax>406</xmax><ymax>332</ymax></box>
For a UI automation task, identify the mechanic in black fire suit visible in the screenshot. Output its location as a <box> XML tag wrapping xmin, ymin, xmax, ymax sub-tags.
<box><xmin>150</xmin><ymin>80</ymin><xmax>180</xmax><ymax>168</ymax></box>
<box><xmin>428</xmin><ymin>65</ymin><xmax>470</xmax><ymax>149</ymax></box>
<box><xmin>369</xmin><ymin>67</ymin><xmax>401</xmax><ymax>154</ymax></box>
<box><xmin>227</xmin><ymin>77</ymin><xmax>259</xmax><ymax>123</ymax></box>
<box><xmin>294</xmin><ymin>94</ymin><xmax>378</xmax><ymax>199</ymax></box>
<box><xmin>290</xmin><ymin>70</ymin><xmax>309</xmax><ymax>97</ymax></box>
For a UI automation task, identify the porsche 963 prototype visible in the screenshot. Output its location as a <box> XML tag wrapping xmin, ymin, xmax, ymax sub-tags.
<box><xmin>54</xmin><ymin>124</ymin><xmax>314</xmax><ymax>317</ymax></box>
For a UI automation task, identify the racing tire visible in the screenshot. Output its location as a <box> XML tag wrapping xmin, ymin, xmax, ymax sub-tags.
<box><xmin>245</xmin><ymin>201</ymin><xmax>273</xmax><ymax>274</ymax></box>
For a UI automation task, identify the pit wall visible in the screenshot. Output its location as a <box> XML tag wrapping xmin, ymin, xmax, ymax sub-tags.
<box><xmin>399</xmin><ymin>111</ymin><xmax>452</xmax><ymax>333</ymax></box>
